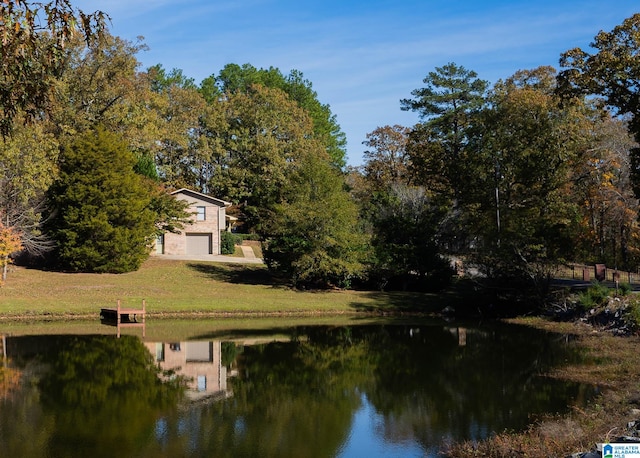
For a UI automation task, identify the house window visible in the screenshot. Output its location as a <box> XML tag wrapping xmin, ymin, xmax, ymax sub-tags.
<box><xmin>196</xmin><ymin>206</ymin><xmax>206</xmax><ymax>221</ymax></box>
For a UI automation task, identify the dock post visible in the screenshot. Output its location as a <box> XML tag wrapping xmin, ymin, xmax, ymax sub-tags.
<box><xmin>117</xmin><ymin>299</ymin><xmax>121</xmax><ymax>338</ymax></box>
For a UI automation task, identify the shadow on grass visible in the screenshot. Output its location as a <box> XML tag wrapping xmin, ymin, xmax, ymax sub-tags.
<box><xmin>186</xmin><ymin>262</ymin><xmax>287</xmax><ymax>287</ymax></box>
<box><xmin>349</xmin><ymin>279</ymin><xmax>496</xmax><ymax>316</ymax></box>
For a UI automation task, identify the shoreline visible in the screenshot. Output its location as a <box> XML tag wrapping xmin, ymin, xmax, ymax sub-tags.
<box><xmin>445</xmin><ymin>316</ymin><xmax>640</xmax><ymax>457</ymax></box>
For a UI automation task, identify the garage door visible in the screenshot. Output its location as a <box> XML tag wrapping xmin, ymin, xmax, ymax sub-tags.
<box><xmin>186</xmin><ymin>233</ymin><xmax>212</xmax><ymax>255</ymax></box>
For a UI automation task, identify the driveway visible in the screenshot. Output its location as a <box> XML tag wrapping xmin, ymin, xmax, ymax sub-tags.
<box><xmin>151</xmin><ymin>246</ymin><xmax>263</xmax><ymax>265</ymax></box>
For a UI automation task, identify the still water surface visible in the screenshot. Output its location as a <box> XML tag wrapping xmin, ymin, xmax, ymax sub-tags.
<box><xmin>0</xmin><ymin>320</ymin><xmax>595</xmax><ymax>457</ymax></box>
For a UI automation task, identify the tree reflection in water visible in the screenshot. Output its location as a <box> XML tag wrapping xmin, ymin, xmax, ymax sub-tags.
<box><xmin>0</xmin><ymin>323</ymin><xmax>595</xmax><ymax>458</ymax></box>
<box><xmin>37</xmin><ymin>336</ymin><xmax>185</xmax><ymax>458</ymax></box>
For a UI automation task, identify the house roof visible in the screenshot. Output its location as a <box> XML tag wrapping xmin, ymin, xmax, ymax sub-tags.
<box><xmin>171</xmin><ymin>188</ymin><xmax>232</xmax><ymax>207</ymax></box>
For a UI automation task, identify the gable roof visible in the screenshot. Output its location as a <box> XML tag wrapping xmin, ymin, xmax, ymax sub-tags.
<box><xmin>171</xmin><ymin>188</ymin><xmax>232</xmax><ymax>207</ymax></box>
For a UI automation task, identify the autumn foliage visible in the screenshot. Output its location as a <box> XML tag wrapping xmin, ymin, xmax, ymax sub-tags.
<box><xmin>0</xmin><ymin>220</ymin><xmax>22</xmax><ymax>285</ymax></box>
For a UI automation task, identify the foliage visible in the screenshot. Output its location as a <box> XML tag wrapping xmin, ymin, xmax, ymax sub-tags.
<box><xmin>133</xmin><ymin>151</ymin><xmax>159</xmax><ymax>180</ymax></box>
<box><xmin>361</xmin><ymin>125</ymin><xmax>412</xmax><ymax>191</ymax></box>
<box><xmin>618</xmin><ymin>282</ymin><xmax>632</xmax><ymax>296</ymax></box>
<box><xmin>577</xmin><ymin>282</ymin><xmax>611</xmax><ymax>310</ymax></box>
<box><xmin>558</xmin><ymin>13</ymin><xmax>640</xmax><ymax>195</ymax></box>
<box><xmin>569</xmin><ymin>115</ymin><xmax>639</xmax><ymax>268</ymax></box>
<box><xmin>0</xmin><ymin>220</ymin><xmax>23</xmax><ymax>284</ymax></box>
<box><xmin>221</xmin><ymin>231</ymin><xmax>242</xmax><ymax>255</ymax></box>
<box><xmin>369</xmin><ymin>184</ymin><xmax>453</xmax><ymax>291</ymax></box>
<box><xmin>206</xmin><ymin>63</ymin><xmax>347</xmax><ymax>168</ymax></box>
<box><xmin>261</xmin><ymin>154</ymin><xmax>368</xmax><ymax>288</ymax></box>
<box><xmin>402</xmin><ymin>63</ymin><xmax>489</xmax><ymax>252</ymax></box>
<box><xmin>0</xmin><ymin>0</ymin><xmax>106</xmax><ymax>136</ymax></box>
<box><xmin>402</xmin><ymin>62</ymin><xmax>488</xmax><ymax>201</ymax></box>
<box><xmin>51</xmin><ymin>33</ymin><xmax>155</xmax><ymax>140</ymax></box>
<box><xmin>148</xmin><ymin>67</ymin><xmax>209</xmax><ymax>190</ymax></box>
<box><xmin>204</xmin><ymin>84</ymin><xmax>327</xmax><ymax>229</ymax></box>
<box><xmin>0</xmin><ymin>118</ymin><xmax>59</xmax><ymax>256</ymax></box>
<box><xmin>44</xmin><ymin>127</ymin><xmax>157</xmax><ymax>273</ymax></box>
<box><xmin>469</xmin><ymin>67</ymin><xmax>591</xmax><ymax>292</ymax></box>
<box><xmin>147</xmin><ymin>182</ymin><xmax>191</xmax><ymax>237</ymax></box>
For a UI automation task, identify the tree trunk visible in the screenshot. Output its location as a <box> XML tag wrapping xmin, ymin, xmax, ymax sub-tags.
<box><xmin>1</xmin><ymin>256</ymin><xmax>7</xmax><ymax>283</ymax></box>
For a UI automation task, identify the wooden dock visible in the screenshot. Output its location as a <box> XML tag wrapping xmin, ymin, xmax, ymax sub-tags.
<box><xmin>100</xmin><ymin>300</ymin><xmax>146</xmax><ymax>338</ymax></box>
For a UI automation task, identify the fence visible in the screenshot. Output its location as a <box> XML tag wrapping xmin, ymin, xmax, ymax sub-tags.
<box><xmin>555</xmin><ymin>264</ymin><xmax>640</xmax><ymax>285</ymax></box>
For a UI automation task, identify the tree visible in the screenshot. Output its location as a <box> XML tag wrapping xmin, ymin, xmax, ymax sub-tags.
<box><xmin>207</xmin><ymin>63</ymin><xmax>347</xmax><ymax>168</ymax></box>
<box><xmin>261</xmin><ymin>154</ymin><xmax>367</xmax><ymax>288</ymax></box>
<box><xmin>472</xmin><ymin>67</ymin><xmax>590</xmax><ymax>293</ymax></box>
<box><xmin>571</xmin><ymin>115</ymin><xmax>640</xmax><ymax>268</ymax></box>
<box><xmin>402</xmin><ymin>63</ymin><xmax>489</xmax><ymax>252</ymax></box>
<box><xmin>0</xmin><ymin>0</ymin><xmax>106</xmax><ymax>136</ymax></box>
<box><xmin>558</xmin><ymin>13</ymin><xmax>640</xmax><ymax>194</ymax></box>
<box><xmin>51</xmin><ymin>33</ymin><xmax>153</xmax><ymax>139</ymax></box>
<box><xmin>148</xmin><ymin>72</ymin><xmax>208</xmax><ymax>190</ymax></box>
<box><xmin>204</xmin><ymin>84</ymin><xmax>327</xmax><ymax>229</ymax></box>
<box><xmin>369</xmin><ymin>184</ymin><xmax>452</xmax><ymax>291</ymax></box>
<box><xmin>44</xmin><ymin>127</ymin><xmax>157</xmax><ymax>273</ymax></box>
<box><xmin>0</xmin><ymin>221</ymin><xmax>22</xmax><ymax>285</ymax></box>
<box><xmin>0</xmin><ymin>118</ymin><xmax>59</xmax><ymax>257</ymax></box>
<box><xmin>362</xmin><ymin>125</ymin><xmax>412</xmax><ymax>191</ymax></box>
<box><xmin>402</xmin><ymin>62</ymin><xmax>488</xmax><ymax>202</ymax></box>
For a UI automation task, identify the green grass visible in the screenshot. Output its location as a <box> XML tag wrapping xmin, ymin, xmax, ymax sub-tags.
<box><xmin>0</xmin><ymin>258</ymin><xmax>447</xmax><ymax>319</ymax></box>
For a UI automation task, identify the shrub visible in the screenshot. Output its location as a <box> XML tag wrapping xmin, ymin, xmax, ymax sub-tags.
<box><xmin>221</xmin><ymin>232</ymin><xmax>242</xmax><ymax>255</ymax></box>
<box><xmin>235</xmin><ymin>233</ymin><xmax>261</xmax><ymax>242</ymax></box>
<box><xmin>627</xmin><ymin>301</ymin><xmax>640</xmax><ymax>326</ymax></box>
<box><xmin>578</xmin><ymin>282</ymin><xmax>611</xmax><ymax>310</ymax></box>
<box><xmin>618</xmin><ymin>282</ymin><xmax>632</xmax><ymax>296</ymax></box>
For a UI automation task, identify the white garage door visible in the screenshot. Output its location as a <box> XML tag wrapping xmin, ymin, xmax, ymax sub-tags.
<box><xmin>186</xmin><ymin>233</ymin><xmax>212</xmax><ymax>255</ymax></box>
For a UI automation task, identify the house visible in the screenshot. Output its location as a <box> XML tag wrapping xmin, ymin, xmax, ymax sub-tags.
<box><xmin>144</xmin><ymin>340</ymin><xmax>230</xmax><ymax>401</ymax></box>
<box><xmin>155</xmin><ymin>188</ymin><xmax>231</xmax><ymax>256</ymax></box>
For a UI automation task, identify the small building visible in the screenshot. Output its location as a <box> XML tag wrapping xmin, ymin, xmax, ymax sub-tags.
<box><xmin>155</xmin><ymin>188</ymin><xmax>231</xmax><ymax>256</ymax></box>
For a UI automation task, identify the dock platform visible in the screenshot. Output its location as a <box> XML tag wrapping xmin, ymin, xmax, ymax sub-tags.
<box><xmin>100</xmin><ymin>300</ymin><xmax>146</xmax><ymax>338</ymax></box>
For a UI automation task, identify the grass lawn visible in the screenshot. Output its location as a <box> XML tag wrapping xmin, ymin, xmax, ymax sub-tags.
<box><xmin>0</xmin><ymin>257</ymin><xmax>451</xmax><ymax>319</ymax></box>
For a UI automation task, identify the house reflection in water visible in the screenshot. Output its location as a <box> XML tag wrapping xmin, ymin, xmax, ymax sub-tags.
<box><xmin>144</xmin><ymin>341</ymin><xmax>231</xmax><ymax>401</ymax></box>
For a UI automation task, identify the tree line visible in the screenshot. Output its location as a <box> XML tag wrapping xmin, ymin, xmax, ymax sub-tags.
<box><xmin>1</xmin><ymin>2</ymin><xmax>640</xmax><ymax>298</ymax></box>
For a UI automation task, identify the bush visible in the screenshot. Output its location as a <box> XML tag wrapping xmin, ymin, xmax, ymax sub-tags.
<box><xmin>618</xmin><ymin>282</ymin><xmax>632</xmax><ymax>296</ymax></box>
<box><xmin>578</xmin><ymin>282</ymin><xmax>611</xmax><ymax>310</ymax></box>
<box><xmin>221</xmin><ymin>232</ymin><xmax>242</xmax><ymax>255</ymax></box>
<box><xmin>235</xmin><ymin>233</ymin><xmax>261</xmax><ymax>242</ymax></box>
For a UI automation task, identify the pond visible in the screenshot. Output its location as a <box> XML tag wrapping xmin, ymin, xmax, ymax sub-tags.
<box><xmin>0</xmin><ymin>318</ymin><xmax>596</xmax><ymax>457</ymax></box>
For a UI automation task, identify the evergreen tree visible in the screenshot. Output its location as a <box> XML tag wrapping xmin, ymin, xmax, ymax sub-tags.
<box><xmin>45</xmin><ymin>127</ymin><xmax>156</xmax><ymax>272</ymax></box>
<box><xmin>402</xmin><ymin>63</ymin><xmax>489</xmax><ymax>252</ymax></box>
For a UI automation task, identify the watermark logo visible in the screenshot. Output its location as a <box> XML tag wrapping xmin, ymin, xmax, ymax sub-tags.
<box><xmin>601</xmin><ymin>443</ymin><xmax>640</xmax><ymax>458</ymax></box>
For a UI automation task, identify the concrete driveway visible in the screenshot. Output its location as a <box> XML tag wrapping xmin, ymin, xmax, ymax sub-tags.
<box><xmin>151</xmin><ymin>246</ymin><xmax>263</xmax><ymax>264</ymax></box>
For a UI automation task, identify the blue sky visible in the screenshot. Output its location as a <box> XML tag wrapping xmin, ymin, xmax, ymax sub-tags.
<box><xmin>73</xmin><ymin>1</ymin><xmax>638</xmax><ymax>166</ymax></box>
